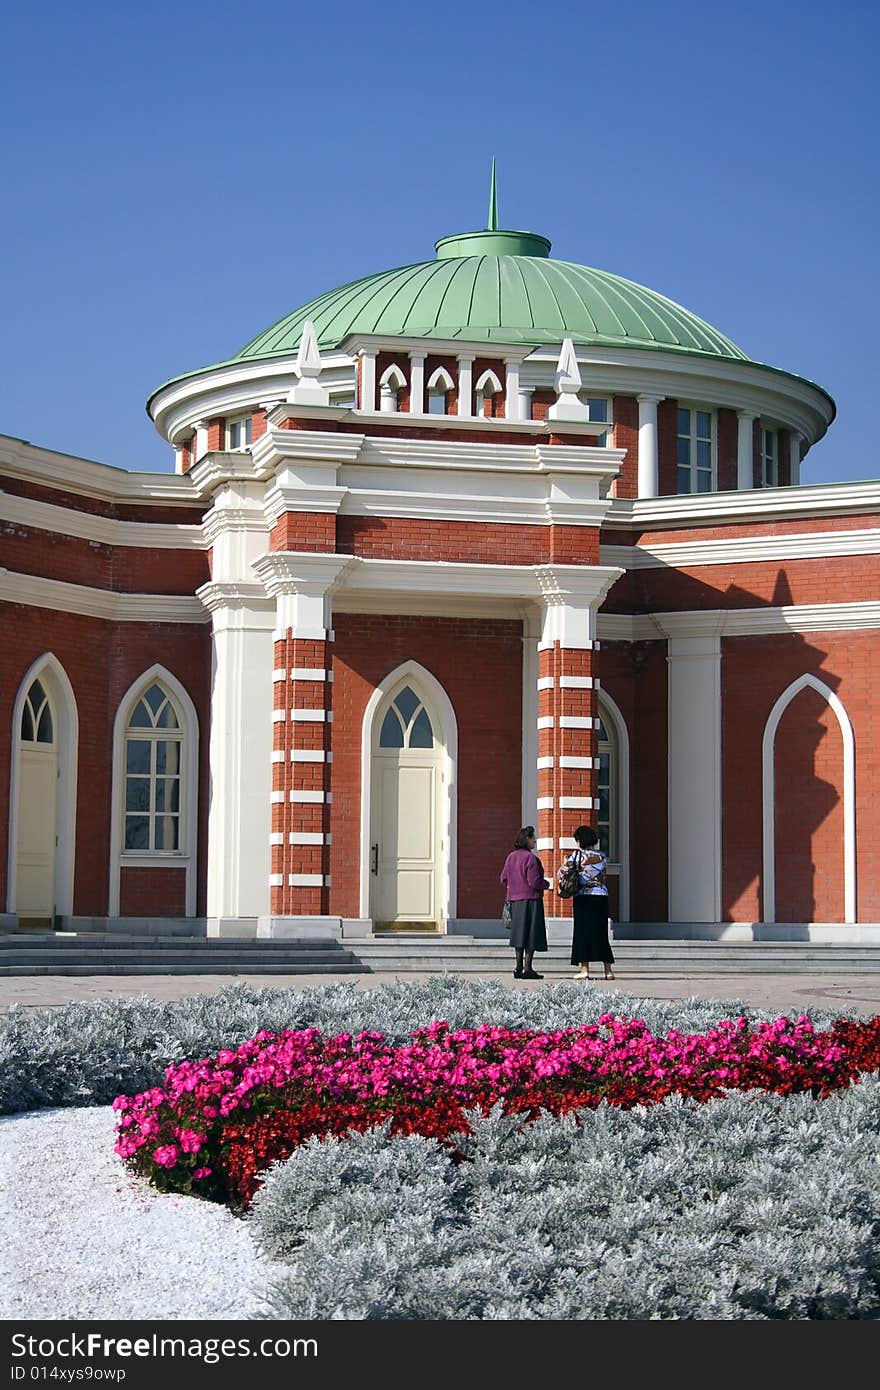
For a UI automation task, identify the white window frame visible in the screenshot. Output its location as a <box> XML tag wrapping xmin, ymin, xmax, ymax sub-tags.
<box><xmin>109</xmin><ymin>665</ymin><xmax>200</xmax><ymax>917</ymax></box>
<box><xmin>426</xmin><ymin>366</ymin><xmax>454</xmax><ymax>416</ymax></box>
<box><xmin>596</xmin><ymin>691</ymin><xmax>630</xmax><ymax>922</ymax></box>
<box><xmin>761</xmin><ymin>425</ymin><xmax>778</xmax><ymax>487</ymax></box>
<box><xmin>226</xmin><ymin>415</ymin><xmax>253</xmax><ymax>451</ymax></box>
<box><xmin>585</xmin><ymin>395</ymin><xmax>613</xmax><ymax>446</ymax></box>
<box><xmin>677</xmin><ymin>404</ymin><xmax>716</xmax><ymax>494</ymax></box>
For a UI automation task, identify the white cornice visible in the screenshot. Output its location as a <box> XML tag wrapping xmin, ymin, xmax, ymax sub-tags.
<box><xmin>0</xmin><ymin>489</ymin><xmax>205</xmax><ymax>549</ymax></box>
<box><xmin>272</xmin><ymin>554</ymin><xmax>625</xmax><ymax>603</ymax></box>
<box><xmin>264</xmin><ymin>485</ymin><xmax>348</xmax><ymax>524</ymax></box>
<box><xmin>601</xmin><ymin>527</ymin><xmax>880</xmax><ymax>569</ymax></box>
<box><xmin>0</xmin><ymin>434</ymin><xmax>201</xmax><ymax>507</ymax></box>
<box><xmin>598</xmin><ymin>600</ymin><xmax>880</xmax><ymax>641</ymax></box>
<box><xmin>342</xmin><ymin>334</ymin><xmax>533</xmax><ymax>362</ymax></box>
<box><xmin>252</xmin><ymin>553</ymin><xmax>355</xmax><ymax>596</ymax></box>
<box><xmin>196</xmin><ymin>581</ymin><xmax>274</xmax><ymax>615</ymax></box>
<box><xmin>605</xmin><ymin>480</ymin><xmax>880</xmax><ymax>529</ymax></box>
<box><xmin>0</xmin><ymin>568</ymin><xmax>209</xmax><ymax>623</ymax></box>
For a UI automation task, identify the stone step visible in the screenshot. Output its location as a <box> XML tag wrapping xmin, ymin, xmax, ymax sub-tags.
<box><xmin>0</xmin><ymin>963</ymin><xmax>367</xmax><ymax>977</ymax></box>
<box><xmin>0</xmin><ymin>934</ymin><xmax>347</xmax><ymax>951</ymax></box>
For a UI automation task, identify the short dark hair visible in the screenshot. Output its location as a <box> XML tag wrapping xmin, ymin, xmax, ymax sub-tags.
<box><xmin>573</xmin><ymin>825</ymin><xmax>598</xmax><ymax>849</ymax></box>
<box><xmin>513</xmin><ymin>825</ymin><xmax>535</xmax><ymax>849</ymax></box>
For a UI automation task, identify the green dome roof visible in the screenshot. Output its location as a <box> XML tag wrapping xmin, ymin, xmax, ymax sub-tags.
<box><xmin>233</xmin><ymin>228</ymin><xmax>748</xmax><ymax>364</ymax></box>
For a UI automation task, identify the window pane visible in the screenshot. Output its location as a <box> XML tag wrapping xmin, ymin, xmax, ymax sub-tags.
<box><xmin>144</xmin><ymin>684</ymin><xmax>165</xmax><ymax>715</ymax></box>
<box><xmin>598</xmin><ymin>826</ymin><xmax>610</xmax><ymax>857</ymax></box>
<box><xmin>696</xmin><ymin>411</ymin><xmax>712</xmax><ymax>438</ymax></box>
<box><xmin>427</xmin><ymin>393</ymin><xmax>446</xmax><ymax>415</ymax></box>
<box><xmin>156</xmin><ymin>740</ymin><xmax>181</xmax><ymax>774</ymax></box>
<box><xmin>587</xmin><ymin>398</ymin><xmax>608</xmax><ymax>422</ymax></box>
<box><xmin>157</xmin><ymin>701</ymin><xmax>180</xmax><ymax>729</ymax></box>
<box><xmin>596</xmin><ymin>430</ymin><xmax>608</xmax><ymax>447</ymax></box>
<box><xmin>21</xmin><ymin>704</ymin><xmax>34</xmax><ymax>741</ymax></box>
<box><xmin>696</xmin><ymin>440</ymin><xmax>711</xmax><ymax>469</ymax></box>
<box><xmin>29</xmin><ymin>680</ymin><xmax>46</xmax><ymax>707</ymax></box>
<box><xmin>155</xmin><ymin>779</ymin><xmax>180</xmax><ymax>813</ymax></box>
<box><xmin>154</xmin><ymin>816</ymin><xmax>179</xmax><ymax>851</ymax></box>
<box><xmin>677</xmin><ymin>408</ymin><xmax>690</xmax><ymax>434</ymax></box>
<box><xmin>677</xmin><ymin>467</ymin><xmax>692</xmax><ymax>493</ymax></box>
<box><xmin>126</xmin><ymin>778</ymin><xmax>151</xmax><ymax>812</ymax></box>
<box><xmin>379</xmin><ymin>709</ymin><xmax>404</xmax><ymax>748</ymax></box>
<box><xmin>125</xmin><ymin>816</ymin><xmax>150</xmax><ymax>850</ymax></box>
<box><xmin>394</xmin><ymin>686</ymin><xmax>420</xmax><ymax>725</ymax></box>
<box><xmin>126</xmin><ymin>740</ymin><xmax>151</xmax><ymax>774</ymax></box>
<box><xmin>597</xmin><ymin>720</ymin><xmax>608</xmax><ymax>743</ymax></box>
<box><xmin>244</xmin><ymin>417</ymin><xmax>253</xmax><ymax>444</ymax></box>
<box><xmin>677</xmin><ymin>437</ymin><xmax>690</xmax><ymax>467</ymax></box>
<box><xmin>36</xmin><ymin>705</ymin><xmax>54</xmax><ymax>743</ymax></box>
<box><xmin>408</xmin><ymin>708</ymin><xmax>434</xmax><ymax>748</ymax></box>
<box><xmin>598</xmin><ymin>789</ymin><xmax>609</xmax><ymax>821</ymax></box>
<box><xmin>696</xmin><ymin>470</ymin><xmax>712</xmax><ymax>493</ymax></box>
<box><xmin>129</xmin><ymin>699</ymin><xmax>152</xmax><ymax>728</ymax></box>
<box><xmin>599</xmin><ymin>753</ymin><xmax>610</xmax><ymax>780</ymax></box>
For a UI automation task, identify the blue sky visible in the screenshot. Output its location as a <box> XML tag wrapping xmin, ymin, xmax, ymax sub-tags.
<box><xmin>1</xmin><ymin>0</ymin><xmax>877</xmax><ymax>484</ymax></box>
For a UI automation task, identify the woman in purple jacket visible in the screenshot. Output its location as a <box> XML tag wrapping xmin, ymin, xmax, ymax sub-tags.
<box><xmin>500</xmin><ymin>825</ymin><xmax>550</xmax><ymax>980</ymax></box>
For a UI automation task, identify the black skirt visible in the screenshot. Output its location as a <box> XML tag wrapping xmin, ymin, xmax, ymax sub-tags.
<box><xmin>571</xmin><ymin>894</ymin><xmax>614</xmax><ymax>965</ymax></box>
<box><xmin>508</xmin><ymin>897</ymin><xmax>548</xmax><ymax>952</ymax></box>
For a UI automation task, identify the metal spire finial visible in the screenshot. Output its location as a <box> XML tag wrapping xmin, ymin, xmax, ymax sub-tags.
<box><xmin>487</xmin><ymin>157</ymin><xmax>499</xmax><ymax>231</ymax></box>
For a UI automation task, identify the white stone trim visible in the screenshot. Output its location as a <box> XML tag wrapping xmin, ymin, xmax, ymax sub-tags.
<box><xmin>522</xmin><ymin>626</ymin><xmax>539</xmax><ymax>823</ymax></box>
<box><xmin>559</xmin><ymin>796</ymin><xmax>593</xmax><ymax>809</ymax></box>
<box><xmin>605</xmin><ymin>479</ymin><xmax>880</xmax><ymax>530</ymax></box>
<box><xmin>271</xmin><ymin>751</ymin><xmax>285</xmax><ymax>763</ymax></box>
<box><xmin>559</xmin><ymin>675</ymin><xmax>594</xmax><ymax>688</ymax></box>
<box><xmin>599</xmin><ymin>601</ymin><xmax>880</xmax><ymax>642</ymax></box>
<box><xmin>270</xmin><ymin>791</ymin><xmax>285</xmax><ymax>803</ymax></box>
<box><xmin>290</xmin><ymin>708</ymin><xmax>326</xmax><ymax>722</ymax></box>
<box><xmin>536</xmin><ymin>838</ymin><xmax>554</xmax><ymax>851</ymax></box>
<box><xmin>601</xmin><ymin>528</ymin><xmax>880</xmax><ymax>571</ymax></box>
<box><xmin>560</xmin><ymin>756</ymin><xmax>595</xmax><ymax>768</ymax></box>
<box><xmin>0</xmin><ymin>569</ymin><xmax>209</xmax><ymax>624</ymax></box>
<box><xmin>290</xmin><ymin>749</ymin><xmax>326</xmax><ymax>762</ymax></box>
<box><xmin>537</xmin><ymin>716</ymin><xmax>554</xmax><ymax>729</ymax></box>
<box><xmin>290</xmin><ymin>790</ymin><xmax>327</xmax><ymax>803</ymax></box>
<box><xmin>269</xmin><ymin>874</ymin><xmax>284</xmax><ymax>887</ymax></box>
<box><xmin>597</xmin><ymin>689</ymin><xmax>631</xmax><ymax>923</ymax></box>
<box><xmin>7</xmin><ymin>654</ymin><xmax>79</xmax><ymax>918</ymax></box>
<box><xmin>289</xmin><ymin>874</ymin><xmax>324</xmax><ymax>887</ymax></box>
<box><xmin>289</xmin><ymin>833</ymin><xmax>326</xmax><ymax>845</ymax></box>
<box><xmin>359</xmin><ymin>660</ymin><xmax>457</xmax><ymax>926</ymax></box>
<box><xmin>0</xmin><ymin>491</ymin><xmax>205</xmax><ymax>550</ymax></box>
<box><xmin>0</xmin><ymin>432</ymin><xmax>202</xmax><ymax>506</ymax></box>
<box><xmin>271</xmin><ymin>710</ymin><xmax>286</xmax><ymax>722</ymax></box>
<box><xmin>270</xmin><ymin>833</ymin><xmax>284</xmax><ymax>845</ymax></box>
<box><xmin>537</xmin><ymin>797</ymin><xmax>554</xmax><ymax>810</ymax></box>
<box><xmin>560</xmin><ymin>716</ymin><xmax>593</xmax><ymax>729</ymax></box>
<box><xmin>108</xmin><ymin>665</ymin><xmax>199</xmax><ymax>918</ymax></box>
<box><xmin>272</xmin><ymin>669</ymin><xmax>287</xmax><ymax>682</ymax></box>
<box><xmin>291</xmin><ymin>668</ymin><xmax>328</xmax><ymax>681</ymax></box>
<box><xmin>536</xmin><ymin>676</ymin><xmax>554</xmax><ymax>691</ymax></box>
<box><xmin>762</xmin><ymin>675</ymin><xmax>856</xmax><ymax>924</ymax></box>
<box><xmin>536</xmin><ymin>756</ymin><xmax>554</xmax><ymax>770</ymax></box>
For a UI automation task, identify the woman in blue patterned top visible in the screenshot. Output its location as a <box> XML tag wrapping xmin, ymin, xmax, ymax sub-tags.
<box><xmin>564</xmin><ymin>824</ymin><xmax>615</xmax><ymax>982</ymax></box>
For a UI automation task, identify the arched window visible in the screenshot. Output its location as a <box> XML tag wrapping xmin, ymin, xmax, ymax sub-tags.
<box><xmin>21</xmin><ymin>679</ymin><xmax>54</xmax><ymax>745</ymax></box>
<box><xmin>379</xmin><ymin>363</ymin><xmax>407</xmax><ymax>413</ymax></box>
<box><xmin>426</xmin><ymin>366</ymin><xmax>454</xmax><ymax>416</ymax></box>
<box><xmin>378</xmin><ymin>684</ymin><xmax>435</xmax><ymax>750</ymax></box>
<box><xmin>123</xmin><ymin>682</ymin><xmax>184</xmax><ymax>852</ymax></box>
<box><xmin>474</xmin><ymin>369</ymin><xmax>503</xmax><ymax>419</ymax></box>
<box><xmin>596</xmin><ymin>715</ymin><xmax>617</xmax><ymax>860</ymax></box>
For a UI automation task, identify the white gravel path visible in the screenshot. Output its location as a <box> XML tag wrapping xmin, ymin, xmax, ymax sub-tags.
<box><xmin>1</xmin><ymin>1106</ymin><xmax>287</xmax><ymax>1320</ymax></box>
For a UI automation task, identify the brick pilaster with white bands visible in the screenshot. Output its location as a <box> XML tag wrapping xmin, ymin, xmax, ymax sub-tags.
<box><xmin>536</xmin><ymin>641</ymin><xmax>599</xmax><ymax>901</ymax></box>
<box><xmin>271</xmin><ymin>631</ymin><xmax>332</xmax><ymax>916</ymax></box>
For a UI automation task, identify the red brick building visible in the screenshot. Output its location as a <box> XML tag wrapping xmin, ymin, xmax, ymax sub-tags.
<box><xmin>3</xmin><ymin>212</ymin><xmax>876</xmax><ymax>941</ymax></box>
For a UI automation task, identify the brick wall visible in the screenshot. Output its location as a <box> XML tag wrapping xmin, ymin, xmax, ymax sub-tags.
<box><xmin>0</xmin><ymin>524</ymin><xmax>208</xmax><ymax>593</ymax></box>
<box><xmin>717</xmin><ymin>408</ymin><xmax>737</xmax><ymax>491</ymax></box>
<box><xmin>657</xmin><ymin>398</ymin><xmax>678</xmax><ymax>495</ymax></box>
<box><xmin>611</xmin><ymin>395</ymin><xmax>638</xmax><ymax>498</ymax></box>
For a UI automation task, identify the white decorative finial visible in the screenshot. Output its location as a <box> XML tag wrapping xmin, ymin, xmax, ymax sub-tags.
<box><xmin>548</xmin><ymin>337</ymin><xmax>589</xmax><ymax>422</ymax></box>
<box><xmin>287</xmin><ymin>321</ymin><xmax>330</xmax><ymax>405</ymax></box>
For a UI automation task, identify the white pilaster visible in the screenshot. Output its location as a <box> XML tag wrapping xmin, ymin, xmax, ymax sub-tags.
<box><xmin>409</xmin><ymin>352</ymin><xmax>426</xmax><ymax>414</ymax></box>
<box><xmin>504</xmin><ymin>358</ymin><xmax>521</xmax><ymax>421</ymax></box>
<box><xmin>521</xmin><ymin>611</ymin><xmax>541</xmax><ymax>822</ymax></box>
<box><xmin>193</xmin><ymin>420</ymin><xmax>208</xmax><ymax>464</ymax></box>
<box><xmin>789</xmin><ymin>430</ymin><xmax>802</xmax><ymax>486</ymax></box>
<box><xmin>518</xmin><ymin>386</ymin><xmax>535</xmax><ymax>422</ymax></box>
<box><xmin>359</xmin><ymin>349</ymin><xmax>377</xmax><ymax>412</ymax></box>
<box><xmin>198</xmin><ymin>584</ymin><xmax>276</xmax><ymax>933</ymax></box>
<box><xmin>737</xmin><ymin>411</ymin><xmax>755</xmax><ymax>490</ymax></box>
<box><xmin>661</xmin><ymin>621</ymin><xmax>722</xmax><ymax>923</ymax></box>
<box><xmin>456</xmin><ymin>354</ymin><xmax>474</xmax><ymax>418</ymax></box>
<box><xmin>637</xmin><ymin>394</ymin><xmax>662</xmax><ymax>498</ymax></box>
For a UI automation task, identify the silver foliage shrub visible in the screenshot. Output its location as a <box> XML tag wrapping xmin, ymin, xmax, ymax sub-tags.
<box><xmin>0</xmin><ymin>976</ymin><xmax>855</xmax><ymax>1115</ymax></box>
<box><xmin>250</xmin><ymin>1080</ymin><xmax>880</xmax><ymax>1320</ymax></box>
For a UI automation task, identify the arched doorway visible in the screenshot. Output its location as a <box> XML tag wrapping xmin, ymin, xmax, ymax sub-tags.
<box><xmin>364</xmin><ymin>669</ymin><xmax>456</xmax><ymax>930</ymax></box>
<box><xmin>8</xmin><ymin>657</ymin><xmax>79</xmax><ymax>925</ymax></box>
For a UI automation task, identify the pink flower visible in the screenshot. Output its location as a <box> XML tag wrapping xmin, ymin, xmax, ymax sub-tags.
<box><xmin>192</xmin><ymin>1167</ymin><xmax>212</xmax><ymax>1180</ymax></box>
<box><xmin>153</xmin><ymin>1145</ymin><xmax>179</xmax><ymax>1168</ymax></box>
<box><xmin>177</xmin><ymin>1129</ymin><xmax>205</xmax><ymax>1154</ymax></box>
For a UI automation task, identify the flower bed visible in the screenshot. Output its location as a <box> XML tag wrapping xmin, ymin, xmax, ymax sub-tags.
<box><xmin>114</xmin><ymin>1011</ymin><xmax>880</xmax><ymax>1207</ymax></box>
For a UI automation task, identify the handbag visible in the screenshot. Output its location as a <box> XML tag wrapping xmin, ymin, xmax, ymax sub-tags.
<box><xmin>502</xmin><ymin>901</ymin><xmax>513</xmax><ymax>929</ymax></box>
<box><xmin>556</xmin><ymin>853</ymin><xmax>581</xmax><ymax>899</ymax></box>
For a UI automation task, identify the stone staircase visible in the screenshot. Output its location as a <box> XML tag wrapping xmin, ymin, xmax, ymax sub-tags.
<box><xmin>2</xmin><ymin>930</ymin><xmax>880</xmax><ymax>976</ymax></box>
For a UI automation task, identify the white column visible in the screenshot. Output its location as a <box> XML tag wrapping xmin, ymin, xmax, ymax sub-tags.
<box><xmin>504</xmin><ymin>358</ymin><xmax>521</xmax><ymax>421</ymax></box>
<box><xmin>456</xmin><ymin>353</ymin><xmax>474</xmax><ymax>418</ymax></box>
<box><xmin>358</xmin><ymin>349</ymin><xmax>377</xmax><ymax>412</ymax></box>
<box><xmin>789</xmin><ymin>430</ymin><xmax>802</xmax><ymax>485</ymax></box>
<box><xmin>521</xmin><ymin>611</ymin><xmax>541</xmax><ymax>823</ymax></box>
<box><xmin>379</xmin><ymin>381</ymin><xmax>396</xmax><ymax>412</ymax></box>
<box><xmin>663</xmin><ymin>622</ymin><xmax>723</xmax><ymax>923</ymax></box>
<box><xmin>409</xmin><ymin>352</ymin><xmax>425</xmax><ymax>414</ymax></box>
<box><xmin>637</xmin><ymin>394</ymin><xmax>662</xmax><ymax>497</ymax></box>
<box><xmin>173</xmin><ymin>445</ymin><xmax>184</xmax><ymax>474</ymax></box>
<box><xmin>193</xmin><ymin>420</ymin><xmax>208</xmax><ymax>463</ymax></box>
<box><xmin>737</xmin><ymin>411</ymin><xmax>755</xmax><ymax>489</ymax></box>
<box><xmin>199</xmin><ymin>586</ymin><xmax>276</xmax><ymax>935</ymax></box>
<box><xmin>519</xmin><ymin>386</ymin><xmax>535</xmax><ymax>422</ymax></box>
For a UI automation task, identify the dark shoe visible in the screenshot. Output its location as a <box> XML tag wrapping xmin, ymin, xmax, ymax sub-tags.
<box><xmin>522</xmin><ymin>969</ymin><xmax>544</xmax><ymax>980</ymax></box>
<box><xmin>513</xmin><ymin>969</ymin><xmax>523</xmax><ymax>979</ymax></box>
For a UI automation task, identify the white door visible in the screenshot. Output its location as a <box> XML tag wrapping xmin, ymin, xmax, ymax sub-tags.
<box><xmin>370</xmin><ymin>684</ymin><xmax>442</xmax><ymax>928</ymax></box>
<box><xmin>15</xmin><ymin>679</ymin><xmax>58</xmax><ymax>920</ymax></box>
